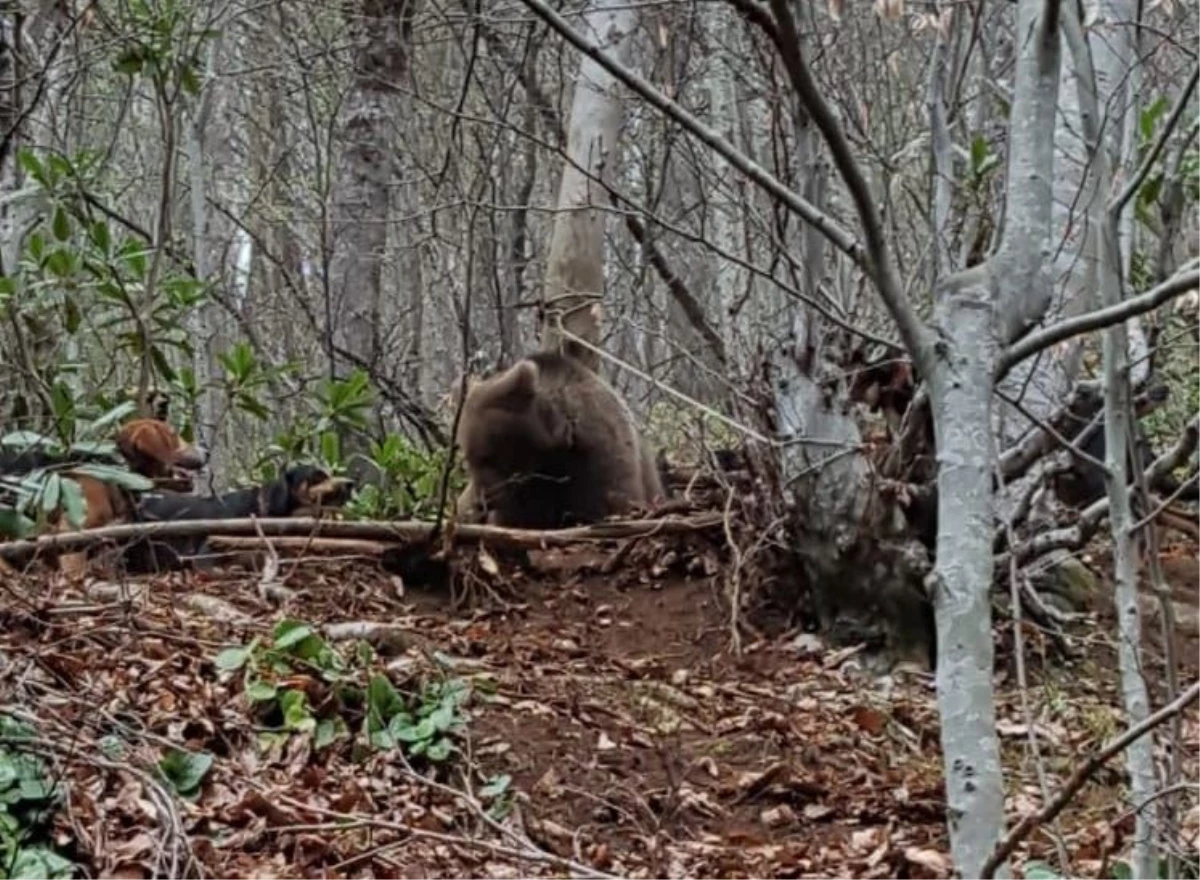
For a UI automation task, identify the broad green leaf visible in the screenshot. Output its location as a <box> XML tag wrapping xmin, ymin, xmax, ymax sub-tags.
<box><xmin>1023</xmin><ymin>861</ymin><xmax>1062</xmax><ymax>880</ymax></box>
<box><xmin>44</xmin><ymin>248</ymin><xmax>73</xmax><ymax>278</ymax></box>
<box><xmin>89</xmin><ymin>220</ymin><xmax>111</xmax><ymax>254</ymax></box>
<box><xmin>51</xmin><ymin>205</ymin><xmax>70</xmax><ymax>241</ymax></box>
<box><xmin>1139</xmin><ymin>96</ymin><xmax>1168</xmax><ymax>143</ymax></box>
<box><xmin>46</xmin><ymin>152</ymin><xmax>70</xmax><ymax>180</ymax></box>
<box><xmin>1109</xmin><ymin>860</ymin><xmax>1133</xmax><ymax>880</ymax></box>
<box><xmin>0</xmin><ymin>508</ymin><xmax>36</xmax><ymax>539</ymax></box>
<box><xmin>86</xmin><ymin>400</ymin><xmax>139</xmax><ymax>434</ymax></box>
<box><xmin>39</xmin><ymin>474</ymin><xmax>61</xmax><ymax>515</ymax></box>
<box><xmin>970</xmin><ymin>134</ymin><xmax>987</xmax><ymax>175</ymax></box>
<box><xmin>60</xmin><ymin>479</ymin><xmax>85</xmax><ymax>529</ymax></box>
<box><xmin>428</xmin><ymin>703</ymin><xmax>458</xmax><ymax>732</ymax></box>
<box><xmin>394</xmin><ymin>716</ymin><xmax>436</xmax><ymax>744</ymax></box>
<box><xmin>214</xmin><ymin>646</ymin><xmax>251</xmax><ymax>672</ymax></box>
<box><xmin>479</xmin><ymin>774</ymin><xmax>511</xmax><ymax>799</ymax></box>
<box><xmin>16</xmin><ymin>148</ymin><xmax>47</xmax><ymax>187</ymax></box>
<box><xmin>68</xmin><ymin>465</ymin><xmax>154</xmax><ymax>492</ymax></box>
<box><xmin>123</xmin><ymin>246</ymin><xmax>148</xmax><ymax>279</ymax></box>
<box><xmin>425</xmin><ymin>737</ymin><xmax>453</xmax><ymax>762</ymax></box>
<box><xmin>65</xmin><ymin>441</ymin><xmax>117</xmax><ymax>458</ymax></box>
<box><xmin>273</xmin><ymin>621</ymin><xmax>316</xmax><ymax>650</ymax></box>
<box><xmin>179</xmin><ymin>63</ymin><xmax>202</xmax><ymax>96</ymax></box>
<box><xmin>10</xmin><ymin>847</ymin><xmax>76</xmax><ymax>879</ymax></box>
<box><xmin>158</xmin><ymin>748</ymin><xmax>213</xmax><ymax>796</ymax></box>
<box><xmin>1</xmin><ymin>431</ymin><xmax>56</xmax><ymax>450</ymax></box>
<box><xmin>62</xmin><ymin>294</ymin><xmax>82</xmax><ymax>334</ymax></box>
<box><xmin>0</xmin><ymin>275</ymin><xmax>15</xmax><ymax>298</ymax></box>
<box><xmin>114</xmin><ymin>48</ymin><xmax>145</xmax><ymax>75</ymax></box>
<box><xmin>18</xmin><ymin>775</ymin><xmax>54</xmax><ymax>800</ymax></box>
<box><xmin>245</xmin><ymin>680</ymin><xmax>277</xmax><ymax>703</ymax></box>
<box><xmin>280</xmin><ymin>689</ymin><xmax>315</xmax><ymax>733</ymax></box>
<box><xmin>366</xmin><ymin>674</ymin><xmax>406</xmax><ymax>730</ymax></box>
<box><xmin>370</xmin><ymin>729</ymin><xmax>396</xmax><ymax>750</ymax></box>
<box><xmin>27</xmin><ymin>232</ymin><xmax>45</xmax><ymax>263</ymax></box>
<box><xmin>319</xmin><ymin>431</ymin><xmax>340</xmax><ymax>468</ymax></box>
<box><xmin>314</xmin><ymin>717</ymin><xmax>347</xmax><ymax>750</ymax></box>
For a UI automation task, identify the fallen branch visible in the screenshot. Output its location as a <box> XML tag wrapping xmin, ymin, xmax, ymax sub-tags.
<box><xmin>0</xmin><ymin>512</ymin><xmax>725</xmax><ymax>563</ymax></box>
<box><xmin>207</xmin><ymin>536</ymin><xmax>391</xmax><ymax>557</ymax></box>
<box><xmin>980</xmin><ymin>681</ymin><xmax>1200</xmax><ymax>878</ymax></box>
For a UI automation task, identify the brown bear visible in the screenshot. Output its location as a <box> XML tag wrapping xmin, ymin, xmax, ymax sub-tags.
<box><xmin>455</xmin><ymin>351</ymin><xmax>662</xmax><ymax>528</ymax></box>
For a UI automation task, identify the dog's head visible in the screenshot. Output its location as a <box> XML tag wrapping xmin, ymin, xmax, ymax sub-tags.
<box><xmin>116</xmin><ymin>419</ymin><xmax>208</xmax><ymax>480</ymax></box>
<box><xmin>263</xmin><ymin>465</ymin><xmax>355</xmax><ymax>516</ymax></box>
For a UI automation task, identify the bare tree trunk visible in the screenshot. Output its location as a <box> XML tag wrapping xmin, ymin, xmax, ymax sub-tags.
<box><xmin>1092</xmin><ymin>15</ymin><xmax>1160</xmax><ymax>871</ymax></box>
<box><xmin>185</xmin><ymin>28</ymin><xmax>227</xmax><ymax>484</ymax></box>
<box><xmin>327</xmin><ymin>0</ymin><xmax>415</xmax><ymax>465</ymax></box>
<box><xmin>925</xmin><ymin>0</ymin><xmax>1062</xmax><ymax>871</ymax></box>
<box><xmin>540</xmin><ymin>0</ymin><xmax>636</xmax><ymax>369</ymax></box>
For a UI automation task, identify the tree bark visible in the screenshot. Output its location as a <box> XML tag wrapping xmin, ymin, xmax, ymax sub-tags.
<box><xmin>327</xmin><ymin>0</ymin><xmax>416</xmax><ymax>439</ymax></box>
<box><xmin>540</xmin><ymin>0</ymin><xmax>636</xmax><ymax>369</ymax></box>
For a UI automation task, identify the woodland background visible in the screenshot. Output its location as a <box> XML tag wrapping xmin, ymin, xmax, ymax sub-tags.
<box><xmin>0</xmin><ymin>0</ymin><xmax>1198</xmax><ymax>877</ymax></box>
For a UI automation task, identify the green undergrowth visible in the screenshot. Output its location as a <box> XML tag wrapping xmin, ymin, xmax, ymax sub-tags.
<box><xmin>0</xmin><ymin>716</ymin><xmax>77</xmax><ymax>880</ymax></box>
<box><xmin>215</xmin><ymin>620</ymin><xmax>503</xmax><ymax>789</ymax></box>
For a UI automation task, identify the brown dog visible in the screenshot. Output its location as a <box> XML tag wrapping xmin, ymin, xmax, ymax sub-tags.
<box><xmin>0</xmin><ymin>417</ymin><xmax>206</xmax><ymax>576</ymax></box>
<box><xmin>116</xmin><ymin>418</ymin><xmax>207</xmax><ymax>481</ymax></box>
<box><xmin>455</xmin><ymin>351</ymin><xmax>662</xmax><ymax>528</ymax></box>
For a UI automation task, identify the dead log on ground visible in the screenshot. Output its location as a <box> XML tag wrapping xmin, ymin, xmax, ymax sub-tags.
<box><xmin>0</xmin><ymin>512</ymin><xmax>726</xmax><ymax>565</ymax></box>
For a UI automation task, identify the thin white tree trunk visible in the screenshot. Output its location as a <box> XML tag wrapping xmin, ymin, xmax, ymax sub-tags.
<box><xmin>1095</xmin><ymin>10</ymin><xmax>1158</xmax><ymax>866</ymax></box>
<box><xmin>930</xmin><ymin>0</ymin><xmax>1062</xmax><ymax>870</ymax></box>
<box><xmin>541</xmin><ymin>0</ymin><xmax>636</xmax><ymax>368</ymax></box>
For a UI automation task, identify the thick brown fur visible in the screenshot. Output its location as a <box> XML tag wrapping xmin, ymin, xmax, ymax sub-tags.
<box><xmin>455</xmin><ymin>351</ymin><xmax>663</xmax><ymax>529</ymax></box>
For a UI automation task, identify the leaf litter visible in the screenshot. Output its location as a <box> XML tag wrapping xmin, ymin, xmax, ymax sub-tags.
<box><xmin>0</xmin><ymin>531</ymin><xmax>1195</xmax><ymax>878</ymax></box>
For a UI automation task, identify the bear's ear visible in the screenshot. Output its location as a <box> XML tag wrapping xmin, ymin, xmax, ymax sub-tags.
<box><xmin>493</xmin><ymin>360</ymin><xmax>539</xmax><ymax>402</ymax></box>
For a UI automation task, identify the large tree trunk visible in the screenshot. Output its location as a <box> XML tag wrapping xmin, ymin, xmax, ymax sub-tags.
<box><xmin>327</xmin><ymin>0</ymin><xmax>415</xmax><ymax>463</ymax></box>
<box><xmin>927</xmin><ymin>0</ymin><xmax>1062</xmax><ymax>870</ymax></box>
<box><xmin>540</xmin><ymin>0</ymin><xmax>636</xmax><ymax>369</ymax></box>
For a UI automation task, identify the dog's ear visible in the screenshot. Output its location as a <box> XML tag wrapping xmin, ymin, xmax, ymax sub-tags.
<box><xmin>264</xmin><ymin>472</ymin><xmax>296</xmax><ymax>515</ymax></box>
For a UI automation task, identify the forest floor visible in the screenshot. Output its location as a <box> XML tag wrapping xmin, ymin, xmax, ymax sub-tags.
<box><xmin>0</xmin><ymin>527</ymin><xmax>1197</xmax><ymax>879</ymax></box>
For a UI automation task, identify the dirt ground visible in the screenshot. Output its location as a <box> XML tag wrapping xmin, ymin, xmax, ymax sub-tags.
<box><xmin>0</xmin><ymin>529</ymin><xmax>1196</xmax><ymax>879</ymax></box>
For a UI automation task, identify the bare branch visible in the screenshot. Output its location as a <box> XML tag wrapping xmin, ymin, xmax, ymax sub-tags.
<box><xmin>511</xmin><ymin>0</ymin><xmax>863</xmax><ymax>266</ymax></box>
<box><xmin>0</xmin><ymin>513</ymin><xmax>725</xmax><ymax>564</ymax></box>
<box><xmin>999</xmin><ymin>268</ymin><xmax>1200</xmax><ymax>376</ymax></box>
<box><xmin>762</xmin><ymin>0</ymin><xmax>929</xmax><ymax>368</ymax></box>
<box><xmin>1110</xmin><ymin>65</ymin><xmax>1199</xmax><ymax>215</ymax></box>
<box><xmin>980</xmin><ymin>681</ymin><xmax>1200</xmax><ymax>879</ymax></box>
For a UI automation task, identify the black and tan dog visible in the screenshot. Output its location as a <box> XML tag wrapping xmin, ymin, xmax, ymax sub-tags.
<box><xmin>121</xmin><ymin>465</ymin><xmax>354</xmax><ymax>574</ymax></box>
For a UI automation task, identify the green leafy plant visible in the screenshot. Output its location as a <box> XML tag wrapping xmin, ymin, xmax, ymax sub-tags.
<box><xmin>241</xmin><ymin>369</ymin><xmax>374</xmax><ymax>481</ymax></box>
<box><xmin>342</xmin><ymin>435</ymin><xmax>465</xmax><ymax>520</ymax></box>
<box><xmin>365</xmin><ymin>675</ymin><xmax>467</xmax><ymax>763</ymax></box>
<box><xmin>0</xmin><ymin>716</ymin><xmax>77</xmax><ymax>880</ymax></box>
<box><xmin>156</xmin><ymin>749</ymin><xmax>213</xmax><ymax>801</ymax></box>
<box><xmin>216</xmin><ymin>622</ymin><xmax>474</xmax><ymax>766</ymax></box>
<box><xmin>13</xmin><ymin>146</ymin><xmax>210</xmax><ymax>392</ymax></box>
<box><xmin>479</xmin><ymin>773</ymin><xmax>514</xmax><ymax>820</ymax></box>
